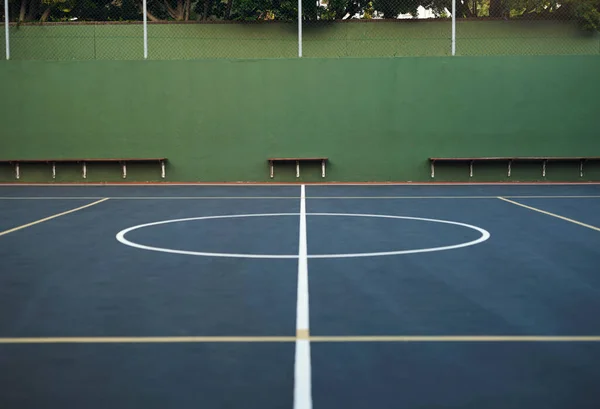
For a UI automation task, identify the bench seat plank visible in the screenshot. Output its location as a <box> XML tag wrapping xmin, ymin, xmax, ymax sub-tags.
<box><xmin>268</xmin><ymin>157</ymin><xmax>328</xmax><ymax>162</ymax></box>
<box><xmin>0</xmin><ymin>158</ymin><xmax>166</xmax><ymax>164</ymax></box>
<box><xmin>268</xmin><ymin>157</ymin><xmax>328</xmax><ymax>178</ymax></box>
<box><xmin>0</xmin><ymin>158</ymin><xmax>167</xmax><ymax>180</ymax></box>
<box><xmin>430</xmin><ymin>157</ymin><xmax>600</xmax><ymax>162</ymax></box>
<box><xmin>428</xmin><ymin>157</ymin><xmax>600</xmax><ymax>178</ymax></box>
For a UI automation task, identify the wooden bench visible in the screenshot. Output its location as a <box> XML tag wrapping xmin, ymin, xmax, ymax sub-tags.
<box><xmin>429</xmin><ymin>157</ymin><xmax>600</xmax><ymax>178</ymax></box>
<box><xmin>0</xmin><ymin>158</ymin><xmax>168</xmax><ymax>180</ymax></box>
<box><xmin>268</xmin><ymin>157</ymin><xmax>328</xmax><ymax>178</ymax></box>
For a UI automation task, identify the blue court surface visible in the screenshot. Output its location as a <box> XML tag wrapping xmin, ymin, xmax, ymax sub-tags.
<box><xmin>0</xmin><ymin>184</ymin><xmax>599</xmax><ymax>409</ymax></box>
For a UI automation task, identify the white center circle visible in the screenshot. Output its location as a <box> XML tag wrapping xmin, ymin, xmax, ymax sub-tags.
<box><xmin>115</xmin><ymin>213</ymin><xmax>490</xmax><ymax>259</ymax></box>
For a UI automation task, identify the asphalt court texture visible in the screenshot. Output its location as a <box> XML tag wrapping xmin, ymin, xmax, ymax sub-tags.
<box><xmin>0</xmin><ymin>184</ymin><xmax>599</xmax><ymax>409</ymax></box>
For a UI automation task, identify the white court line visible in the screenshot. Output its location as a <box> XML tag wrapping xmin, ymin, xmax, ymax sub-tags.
<box><xmin>306</xmin><ymin>196</ymin><xmax>600</xmax><ymax>199</ymax></box>
<box><xmin>294</xmin><ymin>184</ymin><xmax>312</xmax><ymax>409</ymax></box>
<box><xmin>1</xmin><ymin>335</ymin><xmax>600</xmax><ymax>344</ymax></box>
<box><xmin>115</xmin><ymin>213</ymin><xmax>490</xmax><ymax>259</ymax></box>
<box><xmin>116</xmin><ymin>212</ymin><xmax>490</xmax><ymax>259</ymax></box>
<box><xmin>1</xmin><ymin>195</ymin><xmax>599</xmax><ymax>200</ymax></box>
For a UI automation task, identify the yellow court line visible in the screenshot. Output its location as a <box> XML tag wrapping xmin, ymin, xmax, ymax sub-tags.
<box><xmin>308</xmin><ymin>336</ymin><xmax>600</xmax><ymax>342</ymax></box>
<box><xmin>0</xmin><ymin>197</ymin><xmax>300</xmax><ymax>200</ymax></box>
<box><xmin>498</xmin><ymin>197</ymin><xmax>600</xmax><ymax>232</ymax></box>
<box><xmin>297</xmin><ymin>329</ymin><xmax>310</xmax><ymax>340</ymax></box>
<box><xmin>1</xmin><ymin>335</ymin><xmax>600</xmax><ymax>344</ymax></box>
<box><xmin>0</xmin><ymin>198</ymin><xmax>110</xmax><ymax>237</ymax></box>
<box><xmin>0</xmin><ymin>336</ymin><xmax>296</xmax><ymax>344</ymax></box>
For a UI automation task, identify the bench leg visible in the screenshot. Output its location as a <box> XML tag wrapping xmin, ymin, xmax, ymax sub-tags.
<box><xmin>82</xmin><ymin>162</ymin><xmax>87</xmax><ymax>179</ymax></box>
<box><xmin>122</xmin><ymin>163</ymin><xmax>127</xmax><ymax>179</ymax></box>
<box><xmin>507</xmin><ymin>160</ymin><xmax>512</xmax><ymax>177</ymax></box>
<box><xmin>52</xmin><ymin>163</ymin><xmax>56</xmax><ymax>179</ymax></box>
<box><xmin>469</xmin><ymin>161</ymin><xmax>473</xmax><ymax>178</ymax></box>
<box><xmin>296</xmin><ymin>161</ymin><xmax>300</xmax><ymax>178</ymax></box>
<box><xmin>15</xmin><ymin>163</ymin><xmax>20</xmax><ymax>180</ymax></box>
<box><xmin>161</xmin><ymin>161</ymin><xmax>166</xmax><ymax>179</ymax></box>
<box><xmin>580</xmin><ymin>160</ymin><xmax>584</xmax><ymax>178</ymax></box>
<box><xmin>321</xmin><ymin>160</ymin><xmax>326</xmax><ymax>178</ymax></box>
<box><xmin>430</xmin><ymin>162</ymin><xmax>435</xmax><ymax>178</ymax></box>
<box><xmin>270</xmin><ymin>161</ymin><xmax>274</xmax><ymax>179</ymax></box>
<box><xmin>542</xmin><ymin>160</ymin><xmax>546</xmax><ymax>177</ymax></box>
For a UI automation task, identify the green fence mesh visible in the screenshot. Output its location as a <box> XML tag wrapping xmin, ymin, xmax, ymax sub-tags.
<box><xmin>1</xmin><ymin>0</ymin><xmax>599</xmax><ymax>60</ymax></box>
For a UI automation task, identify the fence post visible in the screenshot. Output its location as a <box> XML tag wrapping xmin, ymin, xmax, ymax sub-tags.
<box><xmin>451</xmin><ymin>0</ymin><xmax>456</xmax><ymax>56</ymax></box>
<box><xmin>4</xmin><ymin>0</ymin><xmax>9</xmax><ymax>60</ymax></box>
<box><xmin>143</xmin><ymin>0</ymin><xmax>148</xmax><ymax>59</ymax></box>
<box><xmin>298</xmin><ymin>0</ymin><xmax>302</xmax><ymax>57</ymax></box>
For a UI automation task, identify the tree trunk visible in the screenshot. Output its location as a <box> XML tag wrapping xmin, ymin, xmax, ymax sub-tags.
<box><xmin>225</xmin><ymin>0</ymin><xmax>233</xmax><ymax>19</ymax></box>
<box><xmin>456</xmin><ymin>0</ymin><xmax>473</xmax><ymax>18</ymax></box>
<box><xmin>163</xmin><ymin>0</ymin><xmax>179</xmax><ymax>20</ymax></box>
<box><xmin>184</xmin><ymin>0</ymin><xmax>190</xmax><ymax>20</ymax></box>
<box><xmin>136</xmin><ymin>0</ymin><xmax>161</xmax><ymax>21</ymax></box>
<box><xmin>344</xmin><ymin>2</ymin><xmax>360</xmax><ymax>20</ymax></box>
<box><xmin>146</xmin><ymin>10</ymin><xmax>161</xmax><ymax>21</ymax></box>
<box><xmin>203</xmin><ymin>0</ymin><xmax>213</xmax><ymax>20</ymax></box>
<box><xmin>489</xmin><ymin>0</ymin><xmax>507</xmax><ymax>17</ymax></box>
<box><xmin>19</xmin><ymin>0</ymin><xmax>28</xmax><ymax>22</ymax></box>
<box><xmin>39</xmin><ymin>6</ymin><xmax>51</xmax><ymax>22</ymax></box>
<box><xmin>25</xmin><ymin>0</ymin><xmax>39</xmax><ymax>21</ymax></box>
<box><xmin>176</xmin><ymin>0</ymin><xmax>184</xmax><ymax>20</ymax></box>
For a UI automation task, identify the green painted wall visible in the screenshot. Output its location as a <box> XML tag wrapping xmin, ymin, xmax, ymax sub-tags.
<box><xmin>1</xmin><ymin>56</ymin><xmax>599</xmax><ymax>183</ymax></box>
<box><xmin>2</xmin><ymin>21</ymin><xmax>598</xmax><ymax>60</ymax></box>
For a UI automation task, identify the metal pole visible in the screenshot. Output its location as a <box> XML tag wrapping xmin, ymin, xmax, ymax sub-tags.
<box><xmin>4</xmin><ymin>0</ymin><xmax>9</xmax><ymax>60</ymax></box>
<box><xmin>451</xmin><ymin>0</ymin><xmax>456</xmax><ymax>56</ymax></box>
<box><xmin>298</xmin><ymin>0</ymin><xmax>302</xmax><ymax>57</ymax></box>
<box><xmin>142</xmin><ymin>0</ymin><xmax>148</xmax><ymax>59</ymax></box>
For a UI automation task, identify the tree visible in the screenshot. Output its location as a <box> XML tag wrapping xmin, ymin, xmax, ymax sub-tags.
<box><xmin>150</xmin><ymin>0</ymin><xmax>193</xmax><ymax>20</ymax></box>
<box><xmin>11</xmin><ymin>0</ymin><xmax>142</xmax><ymax>22</ymax></box>
<box><xmin>7</xmin><ymin>0</ymin><xmax>599</xmax><ymax>31</ymax></box>
<box><xmin>566</xmin><ymin>0</ymin><xmax>600</xmax><ymax>30</ymax></box>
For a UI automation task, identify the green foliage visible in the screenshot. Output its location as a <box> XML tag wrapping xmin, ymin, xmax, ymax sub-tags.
<box><xmin>569</xmin><ymin>0</ymin><xmax>600</xmax><ymax>31</ymax></box>
<box><xmin>363</xmin><ymin>1</ymin><xmax>374</xmax><ymax>18</ymax></box>
<box><xmin>372</xmin><ymin>0</ymin><xmax>419</xmax><ymax>17</ymax></box>
<box><xmin>320</xmin><ymin>0</ymin><xmax>347</xmax><ymax>19</ymax></box>
<box><xmin>6</xmin><ymin>0</ymin><xmax>599</xmax><ymax>32</ymax></box>
<box><xmin>67</xmin><ymin>0</ymin><xmax>141</xmax><ymax>21</ymax></box>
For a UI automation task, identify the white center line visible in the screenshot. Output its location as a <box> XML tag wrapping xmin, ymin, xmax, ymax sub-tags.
<box><xmin>294</xmin><ymin>184</ymin><xmax>312</xmax><ymax>409</ymax></box>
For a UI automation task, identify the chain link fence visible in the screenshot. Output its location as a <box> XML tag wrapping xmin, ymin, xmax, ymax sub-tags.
<box><xmin>3</xmin><ymin>0</ymin><xmax>144</xmax><ymax>60</ymax></box>
<box><xmin>1</xmin><ymin>0</ymin><xmax>598</xmax><ymax>60</ymax></box>
<box><xmin>456</xmin><ymin>1</ymin><xmax>600</xmax><ymax>55</ymax></box>
<box><xmin>1</xmin><ymin>0</ymin><xmax>7</xmax><ymax>59</ymax></box>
